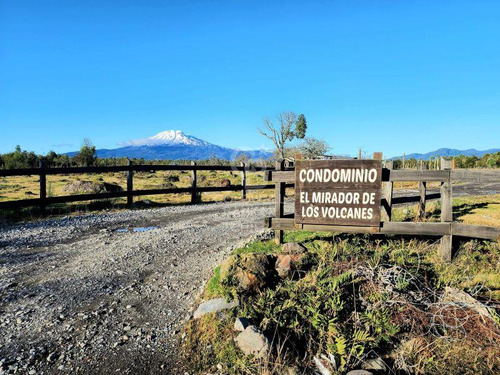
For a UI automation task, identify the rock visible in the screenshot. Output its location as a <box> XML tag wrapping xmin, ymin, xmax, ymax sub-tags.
<box><xmin>442</xmin><ymin>287</ymin><xmax>495</xmax><ymax>321</ymax></box>
<box><xmin>234</xmin><ymin>326</ymin><xmax>270</xmax><ymax>358</ymax></box>
<box><xmin>234</xmin><ymin>317</ymin><xmax>250</xmax><ymax>332</ymax></box>
<box><xmin>224</xmin><ymin>253</ymin><xmax>275</xmax><ymax>293</ymax></box>
<box><xmin>275</xmin><ymin>253</ymin><xmax>307</xmax><ymax>278</ymax></box>
<box><xmin>346</xmin><ymin>371</ymin><xmax>373</xmax><ymax>375</ymax></box>
<box><xmin>362</xmin><ymin>357</ymin><xmax>386</xmax><ymax>371</ymax></box>
<box><xmin>281</xmin><ymin>242</ymin><xmax>307</xmax><ymax>255</ymax></box>
<box><xmin>193</xmin><ymin>298</ymin><xmax>238</xmax><ymax>319</ymax></box>
<box><xmin>218</xmin><ymin>179</ymin><xmax>231</xmax><ymax>187</ymax></box>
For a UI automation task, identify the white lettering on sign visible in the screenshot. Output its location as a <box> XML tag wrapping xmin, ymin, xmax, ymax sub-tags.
<box><xmin>295</xmin><ymin>159</ymin><xmax>382</xmax><ymax>227</ymax></box>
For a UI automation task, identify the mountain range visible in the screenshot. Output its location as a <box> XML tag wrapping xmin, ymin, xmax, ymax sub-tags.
<box><xmin>392</xmin><ymin>148</ymin><xmax>500</xmax><ymax>160</ymax></box>
<box><xmin>67</xmin><ymin>130</ymin><xmax>272</xmax><ymax>161</ymax></box>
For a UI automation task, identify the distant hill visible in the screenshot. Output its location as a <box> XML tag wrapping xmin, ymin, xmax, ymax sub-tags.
<box><xmin>66</xmin><ymin>130</ymin><xmax>272</xmax><ymax>161</ymax></box>
<box><xmin>392</xmin><ymin>148</ymin><xmax>500</xmax><ymax>160</ymax></box>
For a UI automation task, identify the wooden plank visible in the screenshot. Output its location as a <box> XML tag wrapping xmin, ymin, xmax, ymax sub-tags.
<box><xmin>440</xmin><ymin>235</ymin><xmax>453</xmax><ymax>262</ymax></box>
<box><xmin>389</xmin><ymin>170</ymin><xmax>449</xmax><ymax>182</ymax></box>
<box><xmin>127</xmin><ymin>160</ymin><xmax>133</xmax><ymax>207</ymax></box>
<box><xmin>191</xmin><ymin>161</ymin><xmax>197</xmax><ymax>204</ymax></box>
<box><xmin>39</xmin><ymin>160</ymin><xmax>47</xmax><ymax>212</ymax></box>
<box><xmin>380</xmin><ymin>222</ymin><xmax>451</xmax><ymax>236</ymax></box>
<box><xmin>45</xmin><ymin>166</ymin><xmax>129</xmax><ymax>174</ymax></box>
<box><xmin>275</xmin><ymin>160</ymin><xmax>286</xmax><ymax>244</ymax></box>
<box><xmin>452</xmin><ymin>223</ymin><xmax>500</xmax><ymax>240</ymax></box>
<box><xmin>267</xmin><ymin>217</ymin><xmax>453</xmax><ymax>236</ymax></box>
<box><xmin>451</xmin><ymin>169</ymin><xmax>500</xmax><ymax>182</ymax></box>
<box><xmin>392</xmin><ymin>193</ymin><xmax>440</xmax><ymax>205</ymax></box>
<box><xmin>269</xmin><ymin>169</ymin><xmax>451</xmax><ymax>183</ymax></box>
<box><xmin>381</xmin><ymin>161</ymin><xmax>393</xmax><ymax>222</ymax></box>
<box><xmin>0</xmin><ymin>168</ymin><xmax>41</xmax><ymax>177</ymax></box>
<box><xmin>241</xmin><ymin>162</ymin><xmax>246</xmax><ymax>200</ymax></box>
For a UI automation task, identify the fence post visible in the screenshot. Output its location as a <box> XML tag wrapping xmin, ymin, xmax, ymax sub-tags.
<box><xmin>440</xmin><ymin>157</ymin><xmax>453</xmax><ymax>262</ymax></box>
<box><xmin>39</xmin><ymin>160</ymin><xmax>46</xmax><ymax>213</ymax></box>
<box><xmin>240</xmin><ymin>162</ymin><xmax>246</xmax><ymax>200</ymax></box>
<box><xmin>191</xmin><ymin>161</ymin><xmax>197</xmax><ymax>204</ymax></box>
<box><xmin>274</xmin><ymin>159</ymin><xmax>286</xmax><ymax>245</ymax></box>
<box><xmin>418</xmin><ymin>163</ymin><xmax>427</xmax><ymax>220</ymax></box>
<box><xmin>381</xmin><ymin>160</ymin><xmax>393</xmax><ymax>222</ymax></box>
<box><xmin>127</xmin><ymin>159</ymin><xmax>133</xmax><ymax>207</ymax></box>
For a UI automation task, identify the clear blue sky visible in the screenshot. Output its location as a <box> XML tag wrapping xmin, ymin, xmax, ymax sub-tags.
<box><xmin>1</xmin><ymin>0</ymin><xmax>499</xmax><ymax>158</ymax></box>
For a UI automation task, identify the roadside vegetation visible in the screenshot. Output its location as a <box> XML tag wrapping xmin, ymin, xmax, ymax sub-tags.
<box><xmin>183</xmin><ymin>229</ymin><xmax>500</xmax><ymax>375</ymax></box>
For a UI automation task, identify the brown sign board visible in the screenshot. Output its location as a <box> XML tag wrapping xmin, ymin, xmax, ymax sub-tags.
<box><xmin>295</xmin><ymin>159</ymin><xmax>382</xmax><ymax>227</ymax></box>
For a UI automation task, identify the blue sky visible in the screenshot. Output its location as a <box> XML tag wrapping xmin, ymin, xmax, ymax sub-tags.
<box><xmin>1</xmin><ymin>0</ymin><xmax>499</xmax><ymax>158</ymax></box>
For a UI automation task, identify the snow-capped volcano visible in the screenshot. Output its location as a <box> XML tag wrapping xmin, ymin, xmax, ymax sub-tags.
<box><xmin>121</xmin><ymin>130</ymin><xmax>211</xmax><ymax>147</ymax></box>
<box><xmin>67</xmin><ymin>130</ymin><xmax>273</xmax><ymax>161</ymax></box>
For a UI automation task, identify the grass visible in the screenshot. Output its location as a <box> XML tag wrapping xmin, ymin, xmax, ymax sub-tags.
<box><xmin>185</xmin><ymin>232</ymin><xmax>500</xmax><ymax>375</ymax></box>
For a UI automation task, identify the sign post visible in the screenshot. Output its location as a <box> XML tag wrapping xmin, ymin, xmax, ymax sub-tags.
<box><xmin>295</xmin><ymin>159</ymin><xmax>382</xmax><ymax>228</ymax></box>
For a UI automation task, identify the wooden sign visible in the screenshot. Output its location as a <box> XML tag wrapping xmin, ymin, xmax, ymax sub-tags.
<box><xmin>295</xmin><ymin>159</ymin><xmax>382</xmax><ymax>227</ymax></box>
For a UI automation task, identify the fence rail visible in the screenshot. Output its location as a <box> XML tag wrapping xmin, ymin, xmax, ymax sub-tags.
<box><xmin>0</xmin><ymin>162</ymin><xmax>277</xmax><ymax>210</ymax></box>
<box><xmin>265</xmin><ymin>156</ymin><xmax>500</xmax><ymax>262</ymax></box>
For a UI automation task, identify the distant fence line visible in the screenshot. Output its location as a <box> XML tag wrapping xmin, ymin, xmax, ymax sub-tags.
<box><xmin>0</xmin><ymin>161</ymin><xmax>281</xmax><ymax>210</ymax></box>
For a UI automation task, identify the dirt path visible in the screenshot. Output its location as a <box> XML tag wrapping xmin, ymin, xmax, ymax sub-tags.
<box><xmin>0</xmin><ymin>202</ymin><xmax>276</xmax><ymax>374</ymax></box>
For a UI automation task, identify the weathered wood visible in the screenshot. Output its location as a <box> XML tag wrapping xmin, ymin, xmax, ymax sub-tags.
<box><xmin>452</xmin><ymin>223</ymin><xmax>500</xmax><ymax>240</ymax></box>
<box><xmin>127</xmin><ymin>159</ymin><xmax>134</xmax><ymax>207</ymax></box>
<box><xmin>381</xmin><ymin>160</ymin><xmax>393</xmax><ymax>222</ymax></box>
<box><xmin>241</xmin><ymin>162</ymin><xmax>246</xmax><ymax>200</ymax></box>
<box><xmin>0</xmin><ymin>164</ymin><xmax>275</xmax><ymax>177</ymax></box>
<box><xmin>389</xmin><ymin>170</ymin><xmax>449</xmax><ymax>182</ymax></box>
<box><xmin>418</xmin><ymin>164</ymin><xmax>427</xmax><ymax>220</ymax></box>
<box><xmin>392</xmin><ymin>193</ymin><xmax>440</xmax><ymax>205</ymax></box>
<box><xmin>294</xmin><ymin>159</ymin><xmax>382</xmax><ymax>227</ymax></box>
<box><xmin>39</xmin><ymin>160</ymin><xmax>47</xmax><ymax>213</ymax></box>
<box><xmin>275</xmin><ymin>160</ymin><xmax>286</xmax><ymax>244</ymax></box>
<box><xmin>439</xmin><ymin>158</ymin><xmax>453</xmax><ymax>262</ymax></box>
<box><xmin>381</xmin><ymin>222</ymin><xmax>451</xmax><ymax>236</ymax></box>
<box><xmin>451</xmin><ymin>169</ymin><xmax>500</xmax><ymax>182</ymax></box>
<box><xmin>191</xmin><ymin>161</ymin><xmax>197</xmax><ymax>204</ymax></box>
<box><xmin>266</xmin><ymin>217</ymin><xmax>453</xmax><ymax>236</ymax></box>
<box><xmin>440</xmin><ymin>235</ymin><xmax>453</xmax><ymax>262</ymax></box>
<box><xmin>373</xmin><ymin>152</ymin><xmax>383</xmax><ymax>161</ymax></box>
<box><xmin>268</xmin><ymin>169</ymin><xmax>450</xmax><ymax>183</ymax></box>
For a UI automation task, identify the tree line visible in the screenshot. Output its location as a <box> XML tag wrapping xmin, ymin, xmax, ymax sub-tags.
<box><xmin>392</xmin><ymin>152</ymin><xmax>500</xmax><ymax>169</ymax></box>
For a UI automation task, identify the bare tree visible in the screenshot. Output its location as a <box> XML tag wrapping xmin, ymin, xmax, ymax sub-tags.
<box><xmin>299</xmin><ymin>137</ymin><xmax>331</xmax><ymax>159</ymax></box>
<box><xmin>258</xmin><ymin>111</ymin><xmax>302</xmax><ymax>159</ymax></box>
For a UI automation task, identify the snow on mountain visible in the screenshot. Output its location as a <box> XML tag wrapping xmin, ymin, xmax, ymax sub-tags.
<box><xmin>67</xmin><ymin>130</ymin><xmax>273</xmax><ymax>161</ymax></box>
<box><xmin>120</xmin><ymin>130</ymin><xmax>211</xmax><ymax>147</ymax></box>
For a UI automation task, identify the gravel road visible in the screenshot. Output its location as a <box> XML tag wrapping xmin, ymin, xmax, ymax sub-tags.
<box><xmin>0</xmin><ymin>201</ymin><xmax>278</xmax><ymax>374</ymax></box>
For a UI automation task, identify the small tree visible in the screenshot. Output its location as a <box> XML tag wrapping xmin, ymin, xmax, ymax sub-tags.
<box><xmin>299</xmin><ymin>138</ymin><xmax>330</xmax><ymax>159</ymax></box>
<box><xmin>258</xmin><ymin>112</ymin><xmax>307</xmax><ymax>160</ymax></box>
<box><xmin>75</xmin><ymin>139</ymin><xmax>97</xmax><ymax>167</ymax></box>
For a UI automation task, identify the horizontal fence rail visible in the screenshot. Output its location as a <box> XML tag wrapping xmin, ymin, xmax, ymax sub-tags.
<box><xmin>0</xmin><ymin>163</ymin><xmax>278</xmax><ymax>210</ymax></box>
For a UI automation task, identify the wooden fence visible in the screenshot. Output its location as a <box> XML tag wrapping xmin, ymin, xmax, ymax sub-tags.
<box><xmin>265</xmin><ymin>155</ymin><xmax>500</xmax><ymax>262</ymax></box>
<box><xmin>0</xmin><ymin>161</ymin><xmax>275</xmax><ymax>210</ymax></box>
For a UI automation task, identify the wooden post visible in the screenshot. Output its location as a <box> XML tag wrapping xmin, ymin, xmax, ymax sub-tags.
<box><xmin>39</xmin><ymin>160</ymin><xmax>46</xmax><ymax>213</ymax></box>
<box><xmin>440</xmin><ymin>157</ymin><xmax>453</xmax><ymax>262</ymax></box>
<box><xmin>191</xmin><ymin>161</ymin><xmax>197</xmax><ymax>204</ymax></box>
<box><xmin>373</xmin><ymin>152</ymin><xmax>382</xmax><ymax>161</ymax></box>
<box><xmin>381</xmin><ymin>160</ymin><xmax>393</xmax><ymax>222</ymax></box>
<box><xmin>274</xmin><ymin>159</ymin><xmax>286</xmax><ymax>245</ymax></box>
<box><xmin>402</xmin><ymin>153</ymin><xmax>406</xmax><ymax>169</ymax></box>
<box><xmin>240</xmin><ymin>162</ymin><xmax>246</xmax><ymax>200</ymax></box>
<box><xmin>127</xmin><ymin>159</ymin><xmax>133</xmax><ymax>207</ymax></box>
<box><xmin>418</xmin><ymin>163</ymin><xmax>427</xmax><ymax>220</ymax></box>
<box><xmin>358</xmin><ymin>148</ymin><xmax>362</xmax><ymax>159</ymax></box>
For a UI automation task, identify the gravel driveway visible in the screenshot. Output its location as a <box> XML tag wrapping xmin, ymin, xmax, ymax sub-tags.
<box><xmin>0</xmin><ymin>201</ymin><xmax>276</xmax><ymax>374</ymax></box>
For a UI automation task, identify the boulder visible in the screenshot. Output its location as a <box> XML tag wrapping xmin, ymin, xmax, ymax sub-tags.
<box><xmin>220</xmin><ymin>253</ymin><xmax>275</xmax><ymax>293</ymax></box>
<box><xmin>362</xmin><ymin>357</ymin><xmax>387</xmax><ymax>371</ymax></box>
<box><xmin>234</xmin><ymin>317</ymin><xmax>250</xmax><ymax>332</ymax></box>
<box><xmin>193</xmin><ymin>298</ymin><xmax>238</xmax><ymax>319</ymax></box>
<box><xmin>275</xmin><ymin>253</ymin><xmax>307</xmax><ymax>278</ymax></box>
<box><xmin>234</xmin><ymin>325</ymin><xmax>270</xmax><ymax>358</ymax></box>
<box><xmin>281</xmin><ymin>242</ymin><xmax>307</xmax><ymax>255</ymax></box>
<box><xmin>346</xmin><ymin>371</ymin><xmax>373</xmax><ymax>375</ymax></box>
<box><xmin>442</xmin><ymin>287</ymin><xmax>495</xmax><ymax>321</ymax></box>
<box><xmin>218</xmin><ymin>179</ymin><xmax>231</xmax><ymax>187</ymax></box>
